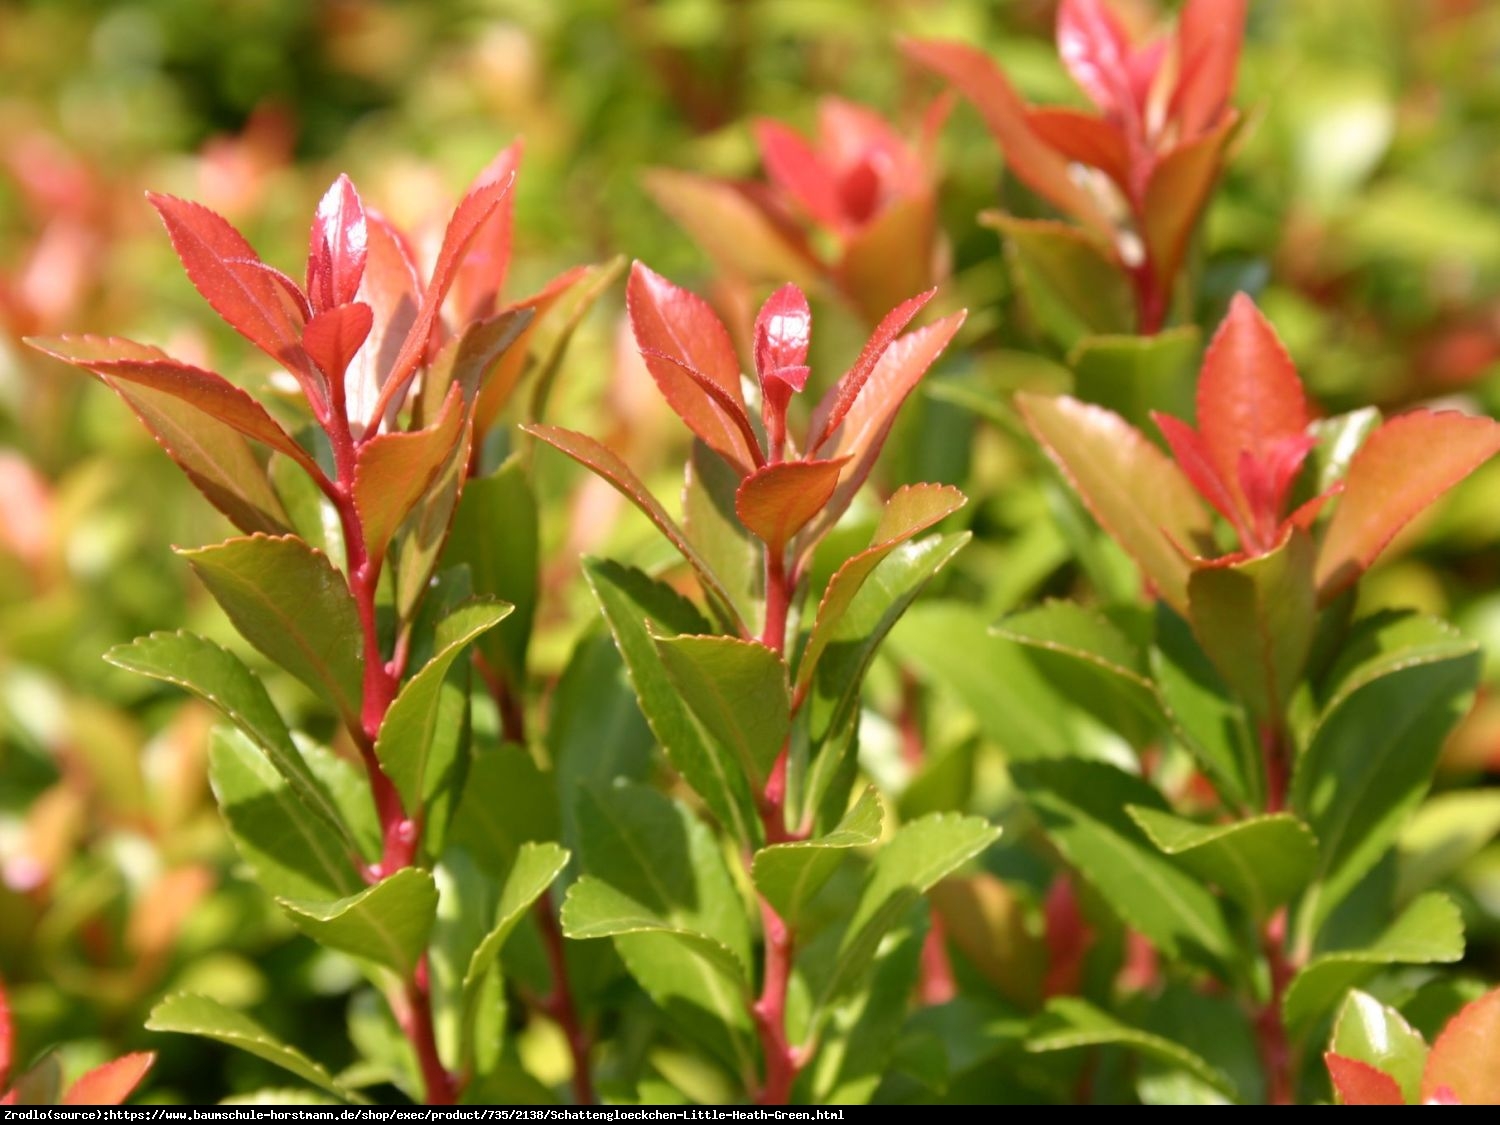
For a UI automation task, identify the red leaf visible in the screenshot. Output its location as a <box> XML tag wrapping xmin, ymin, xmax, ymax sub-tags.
<box><xmin>1421</xmin><ymin>989</ymin><xmax>1500</xmax><ymax>1105</ymax></box>
<box><xmin>1171</xmin><ymin>0</ymin><xmax>1247</xmax><ymax>138</ymax></box>
<box><xmin>27</xmin><ymin>334</ymin><xmax>325</xmax><ymax>482</ymax></box>
<box><xmin>1153</xmin><ymin>411</ymin><xmax>1241</xmax><ymax>534</ymax></box>
<box><xmin>755</xmin><ymin>120</ymin><xmax>842</xmax><ymax>230</ymax></box>
<box><xmin>808</xmin><ymin>288</ymin><xmax>936</xmax><ymax>451</ymax></box>
<box><xmin>306</xmin><ymin>174</ymin><xmax>367</xmax><ymax>314</ymax></box>
<box><xmin>734</xmin><ymin>458</ymin><xmax>847</xmax><ymax>557</ymax></box>
<box><xmin>1142</xmin><ymin>115</ymin><xmax>1237</xmax><ymax>301</ymax></box>
<box><xmin>1196</xmin><ymin>292</ymin><xmax>1308</xmax><ymax>525</ymax></box>
<box><xmin>810</xmin><ymin>310</ymin><xmax>967</xmax><ymax>538</ymax></box>
<box><xmin>754</xmin><ymin>284</ymin><xmax>812</xmax><ymax>392</ymax></box>
<box><xmin>147</xmin><ymin>193</ymin><xmax>316</xmax><ymax>386</ymax></box>
<box><xmin>639</xmin><ymin>347</ymin><xmax>763</xmax><ymax>467</ymax></box>
<box><xmin>61</xmin><ymin>1052</ymin><xmax>154</xmax><ymax>1106</ymax></box>
<box><xmin>1316</xmin><ymin>410</ymin><xmax>1500</xmax><ymax>599</ymax></box>
<box><xmin>1057</xmin><ymin>0</ymin><xmax>1135</xmax><ymax>116</ymax></box>
<box><xmin>627</xmin><ymin>262</ymin><xmax>759</xmax><ymax>475</ymax></box>
<box><xmin>346</xmin><ymin>213</ymin><xmax>422</xmax><ymax>434</ymax></box>
<box><xmin>1325</xmin><ymin>1053</ymin><xmax>1405</xmax><ymax>1105</ymax></box>
<box><xmin>368</xmin><ymin>169</ymin><xmax>515</xmax><ymax>427</ymax></box>
<box><xmin>449</xmin><ymin>140</ymin><xmax>523</xmax><ymax>324</ymax></box>
<box><xmin>523</xmin><ymin>423</ymin><xmax>744</xmax><ymax>632</ymax></box>
<box><xmin>303</xmin><ymin>301</ymin><xmax>373</xmax><ymax>389</ymax></box>
<box><xmin>902</xmin><ymin>38</ymin><xmax>1115</xmax><ymax>241</ymax></box>
<box><xmin>354</xmin><ymin>383</ymin><xmax>468</xmax><ymax>567</ymax></box>
<box><xmin>1026</xmin><ymin>108</ymin><xmax>1133</xmax><ymax>191</ymax></box>
<box><xmin>0</xmin><ymin>974</ymin><xmax>12</xmax><ymax>1091</ymax></box>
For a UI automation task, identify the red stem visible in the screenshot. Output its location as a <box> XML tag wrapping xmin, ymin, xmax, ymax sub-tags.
<box><xmin>321</xmin><ymin>407</ymin><xmax>452</xmax><ymax>1104</ymax></box>
<box><xmin>533</xmin><ymin>892</ymin><xmax>596</xmax><ymax>1105</ymax></box>
<box><xmin>1255</xmin><ymin>909</ymin><xmax>1296</xmax><ymax>1106</ymax></box>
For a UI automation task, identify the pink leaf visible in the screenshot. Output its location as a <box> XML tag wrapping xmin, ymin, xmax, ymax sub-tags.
<box><xmin>1171</xmin><ymin>0</ymin><xmax>1247</xmax><ymax>138</ymax></box>
<box><xmin>754</xmin><ymin>284</ymin><xmax>812</xmax><ymax>391</ymax></box>
<box><xmin>449</xmin><ymin>140</ymin><xmax>523</xmax><ymax>323</ymax></box>
<box><xmin>1326</xmin><ymin>1053</ymin><xmax>1405</xmax><ymax>1105</ymax></box>
<box><xmin>755</xmin><ymin>120</ymin><xmax>842</xmax><ymax>230</ymax></box>
<box><xmin>306</xmin><ymin>174</ymin><xmax>367</xmax><ymax>315</ymax></box>
<box><xmin>369</xmin><ymin>169</ymin><xmax>516</xmax><ymax>426</ymax></box>
<box><xmin>1196</xmin><ymin>292</ymin><xmax>1308</xmax><ymax>525</ymax></box>
<box><xmin>61</xmin><ymin>1053</ymin><xmax>154</xmax><ymax>1106</ymax></box>
<box><xmin>808</xmin><ymin>288</ymin><xmax>936</xmax><ymax>451</ymax></box>
<box><xmin>1316</xmin><ymin>410</ymin><xmax>1500</xmax><ymax>599</ymax></box>
<box><xmin>901</xmin><ymin>38</ymin><xmax>1115</xmax><ymax>242</ymax></box>
<box><xmin>627</xmin><ymin>262</ymin><xmax>759</xmax><ymax>475</ymax></box>
<box><xmin>734</xmin><ymin>457</ymin><xmax>848</xmax><ymax>558</ymax></box>
<box><xmin>147</xmin><ymin>193</ymin><xmax>315</xmax><ymax>384</ymax></box>
<box><xmin>303</xmin><ymin>301</ymin><xmax>373</xmax><ymax>389</ymax></box>
<box><xmin>1057</xmin><ymin>0</ymin><xmax>1135</xmax><ymax>116</ymax></box>
<box><xmin>345</xmin><ymin>213</ymin><xmax>422</xmax><ymax>434</ymax></box>
<box><xmin>27</xmin><ymin>334</ymin><xmax>325</xmax><ymax>482</ymax></box>
<box><xmin>0</xmin><ymin>974</ymin><xmax>12</xmax><ymax>1091</ymax></box>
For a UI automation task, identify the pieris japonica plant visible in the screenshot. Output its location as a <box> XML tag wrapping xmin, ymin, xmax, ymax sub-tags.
<box><xmin>526</xmin><ymin>264</ymin><xmax>996</xmax><ymax>1104</ymax></box>
<box><xmin>25</xmin><ymin>148</ymin><xmax>607</xmax><ymax>1106</ymax></box>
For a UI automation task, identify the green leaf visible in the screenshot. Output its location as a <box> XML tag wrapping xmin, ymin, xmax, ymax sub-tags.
<box><xmin>108</xmin><ymin>631</ymin><xmax>352</xmax><ymax>844</ymax></box>
<box><xmin>1151</xmin><ymin>605</ymin><xmax>1262</xmax><ymax>810</ymax></box>
<box><xmin>1067</xmin><ymin>327</ymin><xmax>1201</xmax><ymax>434</ymax></box>
<box><xmin>796</xmin><ymin>483</ymin><xmax>966</xmax><ymax>693</ymax></box>
<box><xmin>105</xmin><ymin>379</ymin><xmax>295</xmax><ymax>536</ymax></box>
<box><xmin>444</xmin><ymin>457</ymin><xmax>539</xmax><ymax>687</ymax></box>
<box><xmin>208</xmin><ymin>728</ymin><xmax>361</xmax><ymax>902</ymax></box>
<box><xmin>992</xmin><ymin>600</ymin><xmax>1162</xmax><ymax>745</ymax></box>
<box><xmin>277</xmin><ymin>868</ymin><xmax>438</xmax><ymax>978</ymax></box>
<box><xmin>1009</xmin><ymin>758</ymin><xmax>1238</xmax><ymax>980</ymax></box>
<box><xmin>375</xmin><ymin>598</ymin><xmax>511</xmax><ymax>812</ymax></box>
<box><xmin>448</xmin><ymin>746</ymin><xmax>558</xmax><ymax>880</ymax></box>
<box><xmin>526</xmin><ymin>424</ymin><xmax>743</xmax><ymax>632</ymax></box>
<box><xmin>461</xmin><ymin>842</ymin><xmax>569</xmax><ymax>1028</ymax></box>
<box><xmin>565</xmin><ymin>783</ymin><xmax>755</xmax><ymax>1078</ymax></box>
<box><xmin>1330</xmin><ymin>990</ymin><xmax>1429</xmax><ymax>1104</ymax></box>
<box><xmin>584</xmin><ymin>559</ymin><xmax>758</xmax><ymax>846</ymax></box>
<box><xmin>1126</xmin><ymin>808</ymin><xmax>1319</xmax><ymax>921</ymax></box>
<box><xmin>147</xmin><ymin>993</ymin><xmax>363</xmax><ymax>1103</ymax></box>
<box><xmin>752</xmin><ymin>787</ymin><xmax>882</xmax><ymax>930</ymax></box>
<box><xmin>270</xmin><ymin>451</ymin><xmax>343</xmax><ymax>565</ymax></box>
<box><xmin>390</xmin><ymin>429</ymin><xmax>472</xmax><ymax>625</ymax></box>
<box><xmin>985</xmin><ymin>215</ymin><xmax>1134</xmax><ymax>347</ymax></box>
<box><xmin>1187</xmin><ymin>529</ymin><xmax>1317</xmax><ymax>720</ymax></box>
<box><xmin>1396</xmin><ymin>790</ymin><xmax>1500</xmax><ymax>903</ymax></box>
<box><xmin>1292</xmin><ymin>613</ymin><xmax>1480</xmax><ymax>942</ymax></box>
<box><xmin>1018</xmin><ymin>393</ymin><xmax>1214</xmax><ymax>615</ymax></box>
<box><xmin>822</xmin><ymin>811</ymin><xmax>999</xmax><ymax>1005</ymax></box>
<box><xmin>683</xmin><ymin>441</ymin><xmax>762</xmax><ymax>630</ymax></box>
<box><xmin>1283</xmin><ymin>892</ymin><xmax>1465</xmax><ymax>1030</ymax></box>
<box><xmin>1027</xmin><ymin>997</ymin><xmax>1237</xmax><ymax>1099</ymax></box>
<box><xmin>653</xmin><ymin>634</ymin><xmax>789</xmax><ymax>790</ymax></box>
<box><xmin>181</xmin><ymin>535</ymin><xmax>363</xmax><ymax>725</ymax></box>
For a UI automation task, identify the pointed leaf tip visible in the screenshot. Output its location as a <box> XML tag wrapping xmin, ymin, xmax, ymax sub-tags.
<box><xmin>754</xmin><ymin>283</ymin><xmax>812</xmax><ymax>388</ymax></box>
<box><xmin>308</xmin><ymin>174</ymin><xmax>368</xmax><ymax>314</ymax></box>
<box><xmin>1326</xmin><ymin>1053</ymin><xmax>1405</xmax><ymax>1105</ymax></box>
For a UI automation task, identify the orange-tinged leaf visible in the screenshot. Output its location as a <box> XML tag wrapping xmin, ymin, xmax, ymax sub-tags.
<box><xmin>642</xmin><ymin>167</ymin><xmax>821</xmax><ymax>289</ymax></box>
<box><xmin>449</xmin><ymin>140</ymin><xmax>522</xmax><ymax>323</ymax></box>
<box><xmin>148</xmin><ymin>193</ymin><xmax>316</xmax><ymax>388</ymax></box>
<box><xmin>1019</xmin><ymin>392</ymin><xmax>1213</xmax><ymax>614</ymax></box>
<box><xmin>1326</xmin><ymin>1053</ymin><xmax>1405</xmax><ymax>1105</ymax></box>
<box><xmin>306</xmin><ymin>174</ymin><xmax>367</xmax><ymax>314</ymax></box>
<box><xmin>523</xmin><ymin>424</ymin><xmax>744</xmax><ymax>632</ymax></box>
<box><xmin>810</xmin><ymin>310</ymin><xmax>967</xmax><ymax>536</ymax></box>
<box><xmin>1142</xmin><ymin>115</ymin><xmax>1236</xmax><ymax>300</ymax></box>
<box><xmin>901</xmin><ymin>38</ymin><xmax>1115</xmax><ymax>242</ymax></box>
<box><xmin>127</xmin><ymin>866</ymin><xmax>215</xmax><ymax>962</ymax></box>
<box><xmin>472</xmin><ymin>264</ymin><xmax>590</xmax><ymax>435</ymax></box>
<box><xmin>354</xmin><ymin>383</ymin><xmax>468</xmax><ymax>565</ymax></box>
<box><xmin>627</xmin><ymin>261</ymin><xmax>759</xmax><ymax>475</ymax></box>
<box><xmin>929</xmin><ymin>873</ymin><xmax>1046</xmax><ymax>1009</ymax></box>
<box><xmin>1172</xmin><ymin>0</ymin><xmax>1247</xmax><ymax>138</ymax></box>
<box><xmin>370</xmin><ymin>170</ymin><xmax>515</xmax><ymax>426</ymax></box>
<box><xmin>1026</xmin><ymin>108</ymin><xmax>1132</xmax><ymax>191</ymax></box>
<box><xmin>302</xmin><ymin>301</ymin><xmax>373</xmax><ymax>387</ymax></box>
<box><xmin>734</xmin><ymin>458</ymin><xmax>846</xmax><ymax>557</ymax></box>
<box><xmin>26</xmin><ymin>334</ymin><xmax>325</xmax><ymax>481</ymax></box>
<box><xmin>1195</xmin><ymin>292</ymin><xmax>1307</xmax><ymax>521</ymax></box>
<box><xmin>1422</xmin><ymin>989</ymin><xmax>1500</xmax><ymax>1105</ymax></box>
<box><xmin>796</xmin><ymin>483</ymin><xmax>965</xmax><ymax>690</ymax></box>
<box><xmin>61</xmin><ymin>1052</ymin><xmax>155</xmax><ymax>1105</ymax></box>
<box><xmin>1316</xmin><ymin>410</ymin><xmax>1500</xmax><ymax>599</ymax></box>
<box><xmin>838</xmin><ymin>194</ymin><xmax>940</xmax><ymax>329</ymax></box>
<box><xmin>346</xmin><ymin>213</ymin><xmax>422</xmax><ymax>434</ymax></box>
<box><xmin>755</xmin><ymin>119</ymin><xmax>842</xmax><ymax>229</ymax></box>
